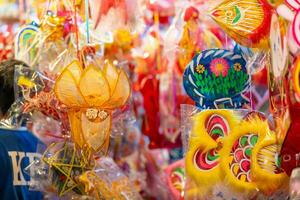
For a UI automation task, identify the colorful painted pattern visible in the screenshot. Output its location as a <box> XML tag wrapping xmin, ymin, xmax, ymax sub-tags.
<box><xmin>183</xmin><ymin>49</ymin><xmax>249</xmax><ymax>109</ymax></box>
<box><xmin>229</xmin><ymin>134</ymin><xmax>258</xmax><ymax>183</ymax></box>
<box><xmin>170</xmin><ymin>167</ymin><xmax>185</xmax><ymax>193</ymax></box>
<box><xmin>210</xmin><ymin>0</ymin><xmax>272</xmax><ymax>48</ymax></box>
<box><xmin>186</xmin><ymin>110</ymin><xmax>288</xmax><ymax>198</ymax></box>
<box><xmin>194</xmin><ymin>114</ymin><xmax>229</xmax><ymax>171</ymax></box>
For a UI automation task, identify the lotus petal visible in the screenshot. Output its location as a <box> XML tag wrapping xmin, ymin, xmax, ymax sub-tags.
<box><xmin>66</xmin><ymin>60</ymin><xmax>83</xmax><ymax>83</ymax></box>
<box><xmin>79</xmin><ymin>65</ymin><xmax>110</xmax><ymax>107</ymax></box>
<box><xmin>103</xmin><ymin>69</ymin><xmax>130</xmax><ymax>109</ymax></box>
<box><xmin>103</xmin><ymin>61</ymin><xmax>119</xmax><ymax>93</ymax></box>
<box><xmin>55</xmin><ymin>69</ymin><xmax>86</xmax><ymax>107</ymax></box>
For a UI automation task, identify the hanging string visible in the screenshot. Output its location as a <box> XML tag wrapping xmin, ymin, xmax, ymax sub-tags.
<box><xmin>225</xmin><ymin>34</ymin><xmax>228</xmax><ymax>49</ymax></box>
<box><xmin>19</xmin><ymin>0</ymin><xmax>25</xmax><ymax>24</ymax></box>
<box><xmin>25</xmin><ymin>0</ymin><xmax>30</xmax><ymax>21</ymax></box>
<box><xmin>73</xmin><ymin>0</ymin><xmax>80</xmax><ymax>61</ymax></box>
<box><xmin>93</xmin><ymin>0</ymin><xmax>103</xmax><ymax>29</ymax></box>
<box><xmin>85</xmin><ymin>0</ymin><xmax>90</xmax><ymax>44</ymax></box>
<box><xmin>154</xmin><ymin>11</ymin><xmax>161</xmax><ymax>72</ymax></box>
<box><xmin>247</xmin><ymin>49</ymin><xmax>254</xmax><ymax>111</ymax></box>
<box><xmin>249</xmin><ymin>70</ymin><xmax>254</xmax><ymax>111</ymax></box>
<box><xmin>46</xmin><ymin>0</ymin><xmax>52</xmax><ymax>16</ymax></box>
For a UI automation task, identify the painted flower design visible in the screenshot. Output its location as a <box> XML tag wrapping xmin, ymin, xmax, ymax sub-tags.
<box><xmin>234</xmin><ymin>63</ymin><xmax>242</xmax><ymax>72</ymax></box>
<box><xmin>196</xmin><ymin>64</ymin><xmax>205</xmax><ymax>74</ymax></box>
<box><xmin>210</xmin><ymin>58</ymin><xmax>229</xmax><ymax>77</ymax></box>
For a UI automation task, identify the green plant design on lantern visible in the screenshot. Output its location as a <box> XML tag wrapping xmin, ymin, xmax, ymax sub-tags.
<box><xmin>183</xmin><ymin>48</ymin><xmax>250</xmax><ymax>109</ymax></box>
<box><xmin>194</xmin><ymin>66</ymin><xmax>248</xmax><ymax>99</ymax></box>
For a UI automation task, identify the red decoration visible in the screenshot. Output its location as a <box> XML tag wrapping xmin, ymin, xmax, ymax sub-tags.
<box><xmin>184</xmin><ymin>6</ymin><xmax>199</xmax><ymax>22</ymax></box>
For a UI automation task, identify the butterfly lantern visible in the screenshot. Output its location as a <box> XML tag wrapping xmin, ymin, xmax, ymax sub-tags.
<box><xmin>210</xmin><ymin>0</ymin><xmax>273</xmax><ymax>48</ymax></box>
<box><xmin>183</xmin><ymin>48</ymin><xmax>250</xmax><ymax>109</ymax></box>
<box><xmin>54</xmin><ymin>60</ymin><xmax>131</xmax><ymax>153</ymax></box>
<box><xmin>185</xmin><ymin>110</ymin><xmax>288</xmax><ymax>198</ymax></box>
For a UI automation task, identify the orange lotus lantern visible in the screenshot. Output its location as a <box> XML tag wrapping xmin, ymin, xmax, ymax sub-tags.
<box><xmin>54</xmin><ymin>60</ymin><xmax>131</xmax><ymax>153</ymax></box>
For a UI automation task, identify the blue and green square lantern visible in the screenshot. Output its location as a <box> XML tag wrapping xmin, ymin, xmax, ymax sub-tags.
<box><xmin>183</xmin><ymin>48</ymin><xmax>250</xmax><ymax>109</ymax></box>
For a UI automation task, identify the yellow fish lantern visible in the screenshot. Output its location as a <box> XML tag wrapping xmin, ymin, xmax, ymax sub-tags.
<box><xmin>185</xmin><ymin>110</ymin><xmax>239</xmax><ymax>196</ymax></box>
<box><xmin>54</xmin><ymin>60</ymin><xmax>131</xmax><ymax>153</ymax></box>
<box><xmin>185</xmin><ymin>111</ymin><xmax>288</xmax><ymax>198</ymax></box>
<box><xmin>220</xmin><ymin>116</ymin><xmax>288</xmax><ymax>195</ymax></box>
<box><xmin>210</xmin><ymin>0</ymin><xmax>273</xmax><ymax>48</ymax></box>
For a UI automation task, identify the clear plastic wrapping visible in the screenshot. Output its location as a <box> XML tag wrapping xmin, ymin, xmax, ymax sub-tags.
<box><xmin>25</xmin><ymin>144</ymin><xmax>142</xmax><ymax>199</ymax></box>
